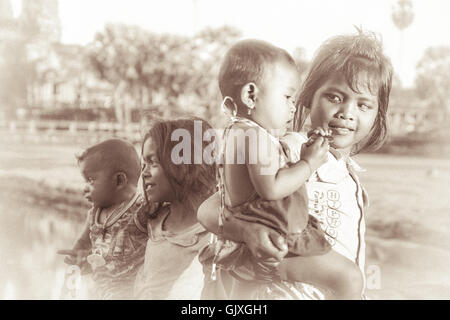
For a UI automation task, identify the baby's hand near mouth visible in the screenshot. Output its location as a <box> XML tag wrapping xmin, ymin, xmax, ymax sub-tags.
<box><xmin>306</xmin><ymin>127</ymin><xmax>333</xmax><ymax>146</ymax></box>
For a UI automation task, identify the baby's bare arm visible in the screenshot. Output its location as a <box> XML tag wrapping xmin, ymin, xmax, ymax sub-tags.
<box><xmin>247</xmin><ymin>132</ymin><xmax>329</xmax><ymax>200</ymax></box>
<box><xmin>279</xmin><ymin>250</ymin><xmax>363</xmax><ymax>300</ymax></box>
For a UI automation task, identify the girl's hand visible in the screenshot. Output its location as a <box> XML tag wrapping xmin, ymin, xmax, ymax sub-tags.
<box><xmin>240</xmin><ymin>223</ymin><xmax>288</xmax><ymax>262</ymax></box>
<box><xmin>199</xmin><ymin>192</ymin><xmax>289</xmax><ymax>261</ymax></box>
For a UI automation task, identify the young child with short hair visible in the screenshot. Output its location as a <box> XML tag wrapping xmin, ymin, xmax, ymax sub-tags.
<box><xmin>58</xmin><ymin>138</ymin><xmax>149</xmax><ymax>299</ymax></box>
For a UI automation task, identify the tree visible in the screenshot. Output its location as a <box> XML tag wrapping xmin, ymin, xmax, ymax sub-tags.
<box><xmin>391</xmin><ymin>0</ymin><xmax>414</xmax><ymax>76</ymax></box>
<box><xmin>389</xmin><ymin>74</ymin><xmax>420</xmax><ymax>110</ymax></box>
<box><xmin>87</xmin><ymin>24</ymin><xmax>241</xmax><ymax>125</ymax></box>
<box><xmin>415</xmin><ymin>46</ymin><xmax>450</xmax><ymax>110</ymax></box>
<box><xmin>186</xmin><ymin>26</ymin><xmax>241</xmax><ymax>124</ymax></box>
<box><xmin>87</xmin><ymin>24</ymin><xmax>196</xmax><ymax>124</ymax></box>
<box><xmin>391</xmin><ymin>0</ymin><xmax>414</xmax><ymax>31</ymax></box>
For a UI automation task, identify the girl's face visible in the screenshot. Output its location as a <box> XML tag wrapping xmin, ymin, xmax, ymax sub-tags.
<box><xmin>308</xmin><ymin>73</ymin><xmax>379</xmax><ymax>157</ymax></box>
<box><xmin>141</xmin><ymin>137</ymin><xmax>174</xmax><ymax>203</ymax></box>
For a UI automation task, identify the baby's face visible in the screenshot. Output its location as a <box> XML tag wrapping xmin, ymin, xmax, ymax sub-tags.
<box><xmin>251</xmin><ymin>61</ymin><xmax>300</xmax><ymax>137</ymax></box>
<box><xmin>79</xmin><ymin>155</ymin><xmax>116</xmax><ymax>208</ymax></box>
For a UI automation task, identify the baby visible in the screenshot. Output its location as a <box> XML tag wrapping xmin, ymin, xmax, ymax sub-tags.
<box><xmin>58</xmin><ymin>138</ymin><xmax>149</xmax><ymax>299</ymax></box>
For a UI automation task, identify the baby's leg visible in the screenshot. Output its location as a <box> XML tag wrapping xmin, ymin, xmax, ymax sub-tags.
<box><xmin>252</xmin><ymin>256</ymin><xmax>281</xmax><ymax>281</ymax></box>
<box><xmin>278</xmin><ymin>250</ymin><xmax>363</xmax><ymax>300</ymax></box>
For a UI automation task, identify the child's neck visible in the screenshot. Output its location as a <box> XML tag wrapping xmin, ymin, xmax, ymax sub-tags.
<box><xmin>332</xmin><ymin>146</ymin><xmax>352</xmax><ymax>161</ymax></box>
<box><xmin>164</xmin><ymin>200</ymin><xmax>198</xmax><ymax>233</ymax></box>
<box><xmin>105</xmin><ymin>187</ymin><xmax>136</xmax><ymax>209</ymax></box>
<box><xmin>329</xmin><ymin>148</ymin><xmax>344</xmax><ymax>161</ymax></box>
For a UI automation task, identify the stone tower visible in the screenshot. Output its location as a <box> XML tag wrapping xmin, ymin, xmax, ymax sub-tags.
<box><xmin>0</xmin><ymin>0</ymin><xmax>18</xmax><ymax>40</ymax></box>
<box><xmin>20</xmin><ymin>0</ymin><xmax>61</xmax><ymax>42</ymax></box>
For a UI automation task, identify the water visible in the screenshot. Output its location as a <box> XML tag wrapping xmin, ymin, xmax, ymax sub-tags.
<box><xmin>0</xmin><ymin>194</ymin><xmax>85</xmax><ymax>299</ymax></box>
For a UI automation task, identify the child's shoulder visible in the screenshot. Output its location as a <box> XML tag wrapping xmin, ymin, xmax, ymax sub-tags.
<box><xmin>226</xmin><ymin>121</ymin><xmax>258</xmax><ymax>133</ymax></box>
<box><xmin>223</xmin><ymin>121</ymin><xmax>267</xmax><ymax>144</ymax></box>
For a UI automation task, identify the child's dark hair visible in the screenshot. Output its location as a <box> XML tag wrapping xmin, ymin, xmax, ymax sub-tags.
<box><xmin>77</xmin><ymin>138</ymin><xmax>141</xmax><ymax>185</ymax></box>
<box><xmin>219</xmin><ymin>39</ymin><xmax>297</xmax><ymax>114</ymax></box>
<box><xmin>142</xmin><ymin>117</ymin><xmax>217</xmax><ymax>211</ymax></box>
<box><xmin>295</xmin><ymin>29</ymin><xmax>393</xmax><ymax>154</ymax></box>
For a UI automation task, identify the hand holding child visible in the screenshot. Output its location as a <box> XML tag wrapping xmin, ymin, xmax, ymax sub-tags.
<box><xmin>240</xmin><ymin>222</ymin><xmax>289</xmax><ymax>262</ymax></box>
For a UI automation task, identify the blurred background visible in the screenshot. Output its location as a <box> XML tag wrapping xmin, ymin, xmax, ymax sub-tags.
<box><xmin>0</xmin><ymin>0</ymin><xmax>449</xmax><ymax>299</ymax></box>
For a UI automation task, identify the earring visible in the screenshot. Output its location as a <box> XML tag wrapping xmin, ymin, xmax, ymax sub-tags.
<box><xmin>232</xmin><ymin>104</ymin><xmax>237</xmax><ymax>117</ymax></box>
<box><xmin>247</xmin><ymin>100</ymin><xmax>255</xmax><ymax>116</ymax></box>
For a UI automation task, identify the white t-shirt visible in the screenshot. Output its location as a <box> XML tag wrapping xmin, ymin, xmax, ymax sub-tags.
<box><xmin>280</xmin><ymin>132</ymin><xmax>368</xmax><ymax>296</ymax></box>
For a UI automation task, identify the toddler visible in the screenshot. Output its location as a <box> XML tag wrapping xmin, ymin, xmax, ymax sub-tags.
<box><xmin>58</xmin><ymin>138</ymin><xmax>150</xmax><ymax>299</ymax></box>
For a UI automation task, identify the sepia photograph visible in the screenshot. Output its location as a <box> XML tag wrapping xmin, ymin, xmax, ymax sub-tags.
<box><xmin>0</xmin><ymin>0</ymin><xmax>449</xmax><ymax>301</ymax></box>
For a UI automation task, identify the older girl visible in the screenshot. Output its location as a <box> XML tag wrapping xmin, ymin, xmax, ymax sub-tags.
<box><xmin>134</xmin><ymin>117</ymin><xmax>216</xmax><ymax>299</ymax></box>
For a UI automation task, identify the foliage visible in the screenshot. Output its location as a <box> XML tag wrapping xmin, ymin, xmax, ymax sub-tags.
<box><xmin>389</xmin><ymin>74</ymin><xmax>420</xmax><ymax>110</ymax></box>
<box><xmin>86</xmin><ymin>24</ymin><xmax>242</xmax><ymax>126</ymax></box>
<box><xmin>414</xmin><ymin>46</ymin><xmax>450</xmax><ymax>110</ymax></box>
<box><xmin>391</xmin><ymin>0</ymin><xmax>414</xmax><ymax>31</ymax></box>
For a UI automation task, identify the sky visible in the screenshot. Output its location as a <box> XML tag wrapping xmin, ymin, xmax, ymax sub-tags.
<box><xmin>10</xmin><ymin>0</ymin><xmax>450</xmax><ymax>87</ymax></box>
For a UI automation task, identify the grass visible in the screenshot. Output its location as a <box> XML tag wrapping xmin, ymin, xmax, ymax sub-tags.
<box><xmin>355</xmin><ymin>153</ymin><xmax>450</xmax><ymax>246</ymax></box>
<box><xmin>378</xmin><ymin>126</ymin><xmax>450</xmax><ymax>157</ymax></box>
<box><xmin>354</xmin><ymin>152</ymin><xmax>450</xmax><ymax>299</ymax></box>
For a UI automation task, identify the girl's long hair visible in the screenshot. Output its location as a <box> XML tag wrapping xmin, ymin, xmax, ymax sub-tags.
<box><xmin>142</xmin><ymin>117</ymin><xmax>217</xmax><ymax>214</ymax></box>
